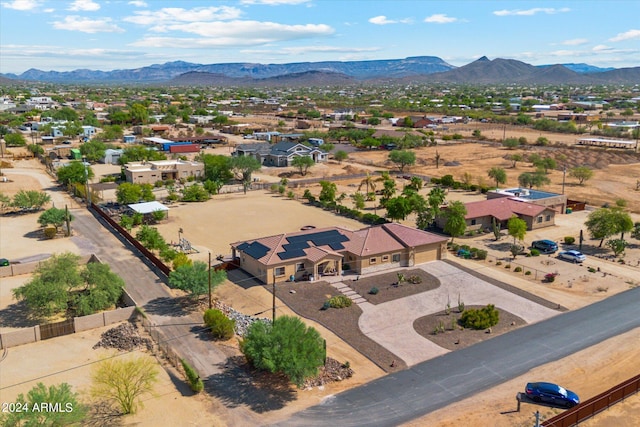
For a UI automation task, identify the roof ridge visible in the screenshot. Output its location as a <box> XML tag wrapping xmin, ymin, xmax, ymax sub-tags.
<box><xmin>382</xmin><ymin>223</ymin><xmax>410</xmax><ymax>248</ymax></box>
<box><xmin>264</xmin><ymin>233</ymin><xmax>288</xmax><ymax>264</ymax></box>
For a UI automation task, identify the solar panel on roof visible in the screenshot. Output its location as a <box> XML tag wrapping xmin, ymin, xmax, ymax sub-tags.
<box><xmin>277</xmin><ymin>249</ymin><xmax>306</xmax><ymax>260</ymax></box>
<box><xmin>241</xmin><ymin>242</ymin><xmax>270</xmax><ymax>260</ymax></box>
<box><xmin>328</xmin><ymin>242</ymin><xmax>344</xmax><ymax>250</ymax></box>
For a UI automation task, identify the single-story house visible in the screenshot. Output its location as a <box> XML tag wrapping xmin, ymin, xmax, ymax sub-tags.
<box><xmin>101</xmin><ymin>148</ymin><xmax>123</xmax><ymax>165</ymax></box>
<box><xmin>231</xmin><ymin>223</ymin><xmax>448</xmax><ymax>285</ymax></box>
<box><xmin>436</xmin><ymin>197</ymin><xmax>557</xmax><ymax>232</ymax></box>
<box><xmin>487</xmin><ymin>188</ymin><xmax>567</xmax><ymax>214</ymax></box>
<box><xmin>234</xmin><ymin>141</ymin><xmax>327</xmax><ymax>167</ymax></box>
<box><xmin>123</xmin><ymin>160</ymin><xmax>204</xmax><ymax>185</ymax></box>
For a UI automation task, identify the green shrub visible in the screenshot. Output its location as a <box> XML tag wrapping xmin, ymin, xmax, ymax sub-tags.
<box><xmin>451</xmin><ymin>244</ymin><xmax>460</xmax><ymax>252</ymax></box>
<box><xmin>525</xmin><ymin>270</ymin><xmax>532</xmax><ymax>276</ymax></box>
<box><xmin>460</xmin><ymin>245</ymin><xmax>471</xmax><ymax>251</ymax></box>
<box><xmin>496</xmin><ymin>261</ymin><xmax>503</xmax><ymax>266</ymax></box>
<box><xmin>328</xmin><ymin>295</ymin><xmax>353</xmax><ymax>308</ymax></box>
<box><xmin>545</xmin><ymin>273</ymin><xmax>557</xmax><ymax>283</ymax></box>
<box><xmin>588</xmin><ymin>267</ymin><xmax>596</xmax><ymax>273</ymax></box>
<box><xmin>270</xmin><ymin>183</ymin><xmax>280</xmax><ymax>192</ymax></box>
<box><xmin>514</xmin><ymin>266</ymin><xmax>523</xmax><ymax>272</ymax></box>
<box><xmin>203</xmin><ymin>309</ymin><xmax>235</xmax><ymax>340</ymax></box>
<box><xmin>369</xmin><ymin>287</ymin><xmax>379</xmax><ymax>295</ymax></box>
<box><xmin>505</xmin><ymin>264</ymin><xmax>511</xmax><ymax>269</ymax></box>
<box><xmin>43</xmin><ymin>226</ymin><xmax>57</xmax><ymax>239</ymax></box>
<box><xmin>475</xmin><ymin>250</ymin><xmax>488</xmax><ymax>260</ymax></box>
<box><xmin>564</xmin><ymin>236</ymin><xmax>575</xmax><ymax>245</ymax></box>
<box><xmin>530</xmin><ymin>248</ymin><xmax>540</xmax><ymax>257</ymax></box>
<box><xmin>321</xmin><ymin>300</ymin><xmax>331</xmax><ymax>310</ymax></box>
<box><xmin>459</xmin><ymin>304</ymin><xmax>500</xmax><ymax>330</ymax></box>
<box><xmin>180</xmin><ymin>359</ymin><xmax>204</xmax><ymax>393</ymax></box>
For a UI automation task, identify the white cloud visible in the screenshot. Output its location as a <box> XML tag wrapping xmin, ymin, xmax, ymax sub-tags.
<box><xmin>493</xmin><ymin>8</ymin><xmax>570</xmax><ymax>16</ymax></box>
<box><xmin>128</xmin><ymin>0</ymin><xmax>147</xmax><ymax>7</ymax></box>
<box><xmin>124</xmin><ymin>6</ymin><xmax>242</xmax><ymax>25</ymax></box>
<box><xmin>561</xmin><ymin>38</ymin><xmax>588</xmax><ymax>46</ymax></box>
<box><xmin>1</xmin><ymin>0</ymin><xmax>43</xmax><ymax>10</ymax></box>
<box><xmin>52</xmin><ymin>16</ymin><xmax>124</xmax><ymax>33</ymax></box>
<box><xmin>131</xmin><ymin>20</ymin><xmax>333</xmax><ymax>47</ymax></box>
<box><xmin>68</xmin><ymin>0</ymin><xmax>100</xmax><ymax>12</ymax></box>
<box><xmin>369</xmin><ymin>15</ymin><xmax>411</xmax><ymax>25</ymax></box>
<box><xmin>424</xmin><ymin>14</ymin><xmax>457</xmax><ymax>24</ymax></box>
<box><xmin>240</xmin><ymin>0</ymin><xmax>310</xmax><ymax>5</ymax></box>
<box><xmin>609</xmin><ymin>29</ymin><xmax>640</xmax><ymax>42</ymax></box>
<box><xmin>592</xmin><ymin>44</ymin><xmax>614</xmax><ymax>52</ymax></box>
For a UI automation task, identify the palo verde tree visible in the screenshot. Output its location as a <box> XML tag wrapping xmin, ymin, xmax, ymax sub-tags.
<box><xmin>487</xmin><ymin>167</ymin><xmax>507</xmax><ymax>188</ymax></box>
<box><xmin>389</xmin><ymin>150</ymin><xmax>416</xmax><ymax>172</ymax></box>
<box><xmin>0</xmin><ymin>383</ymin><xmax>88</xmax><ymax>426</ymax></box>
<box><xmin>169</xmin><ymin>261</ymin><xmax>227</xmax><ymax>300</ymax></box>
<box><xmin>230</xmin><ymin>155</ymin><xmax>261</xmax><ymax>194</ymax></box>
<box><xmin>585</xmin><ymin>207</ymin><xmax>634</xmax><ymax>247</ymax></box>
<box><xmin>38</xmin><ymin>207</ymin><xmax>73</xmax><ymax>234</ymax></box>
<box><xmin>318</xmin><ymin>180</ymin><xmax>337</xmax><ymax>203</ymax></box>
<box><xmin>291</xmin><ymin>155</ymin><xmax>315</xmax><ymax>176</ymax></box>
<box><xmin>442</xmin><ymin>200</ymin><xmax>467</xmax><ymax>243</ymax></box>
<box><xmin>507</xmin><ymin>216</ymin><xmax>527</xmax><ymax>258</ymax></box>
<box><xmin>569</xmin><ymin>166</ymin><xmax>594</xmax><ymax>185</ymax></box>
<box><xmin>11</xmin><ymin>190</ymin><xmax>51</xmax><ymax>211</ymax></box>
<box><xmin>91</xmin><ymin>355</ymin><xmax>158</xmax><ymax>415</ymax></box>
<box><xmin>56</xmin><ymin>161</ymin><xmax>94</xmax><ymax>185</ymax></box>
<box><xmin>240</xmin><ymin>315</ymin><xmax>325</xmax><ymax>387</ymax></box>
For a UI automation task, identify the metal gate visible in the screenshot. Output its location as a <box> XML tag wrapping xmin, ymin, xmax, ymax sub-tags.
<box><xmin>40</xmin><ymin>318</ymin><xmax>75</xmax><ymax>340</ymax></box>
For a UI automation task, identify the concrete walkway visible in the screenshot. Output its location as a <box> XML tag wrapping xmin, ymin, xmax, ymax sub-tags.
<box><xmin>348</xmin><ymin>261</ymin><xmax>560</xmax><ymax>367</ymax></box>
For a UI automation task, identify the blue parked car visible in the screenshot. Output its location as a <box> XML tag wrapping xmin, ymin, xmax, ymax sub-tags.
<box><xmin>525</xmin><ymin>382</ymin><xmax>580</xmax><ymax>408</ymax></box>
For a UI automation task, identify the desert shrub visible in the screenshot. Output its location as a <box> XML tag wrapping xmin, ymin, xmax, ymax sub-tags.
<box><xmin>505</xmin><ymin>264</ymin><xmax>511</xmax><ymax>269</ymax></box>
<box><xmin>514</xmin><ymin>266</ymin><xmax>523</xmax><ymax>272</ymax></box>
<box><xmin>451</xmin><ymin>244</ymin><xmax>460</xmax><ymax>252</ymax></box>
<box><xmin>328</xmin><ymin>295</ymin><xmax>352</xmax><ymax>308</ymax></box>
<box><xmin>270</xmin><ymin>183</ymin><xmax>280</xmax><ymax>192</ymax></box>
<box><xmin>203</xmin><ymin>309</ymin><xmax>235</xmax><ymax>340</ymax></box>
<box><xmin>564</xmin><ymin>236</ymin><xmax>575</xmax><ymax>245</ymax></box>
<box><xmin>406</xmin><ymin>275</ymin><xmax>422</xmax><ymax>284</ymax></box>
<box><xmin>321</xmin><ymin>301</ymin><xmax>331</xmax><ymax>310</ymax></box>
<box><xmin>459</xmin><ymin>304</ymin><xmax>499</xmax><ymax>330</ymax></box>
<box><xmin>530</xmin><ymin>248</ymin><xmax>540</xmax><ymax>257</ymax></box>
<box><xmin>43</xmin><ymin>226</ymin><xmax>57</xmax><ymax>239</ymax></box>
<box><xmin>475</xmin><ymin>250</ymin><xmax>488</xmax><ymax>260</ymax></box>
<box><xmin>544</xmin><ymin>273</ymin><xmax>557</xmax><ymax>283</ymax></box>
<box><xmin>369</xmin><ymin>287</ymin><xmax>379</xmax><ymax>295</ymax></box>
<box><xmin>525</xmin><ymin>270</ymin><xmax>532</xmax><ymax>276</ymax></box>
<box><xmin>180</xmin><ymin>359</ymin><xmax>204</xmax><ymax>393</ymax></box>
<box><xmin>496</xmin><ymin>261</ymin><xmax>503</xmax><ymax>266</ymax></box>
<box><xmin>460</xmin><ymin>245</ymin><xmax>471</xmax><ymax>251</ymax></box>
<box><xmin>588</xmin><ymin>267</ymin><xmax>596</xmax><ymax>273</ymax></box>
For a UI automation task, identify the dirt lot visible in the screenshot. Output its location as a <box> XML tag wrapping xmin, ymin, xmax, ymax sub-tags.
<box><xmin>1</xmin><ymin>148</ymin><xmax>640</xmax><ymax>425</ymax></box>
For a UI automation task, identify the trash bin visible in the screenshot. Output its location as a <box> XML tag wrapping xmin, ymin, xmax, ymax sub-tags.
<box><xmin>289</xmin><ymin>275</ymin><xmax>295</xmax><ymax>282</ymax></box>
<box><xmin>566</xmin><ymin>208</ymin><xmax>573</xmax><ymax>214</ymax></box>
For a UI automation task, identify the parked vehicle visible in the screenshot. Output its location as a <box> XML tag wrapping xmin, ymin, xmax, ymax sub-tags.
<box><xmin>558</xmin><ymin>250</ymin><xmax>586</xmax><ymax>263</ymax></box>
<box><xmin>525</xmin><ymin>382</ymin><xmax>580</xmax><ymax>408</ymax></box>
<box><xmin>532</xmin><ymin>239</ymin><xmax>558</xmax><ymax>253</ymax></box>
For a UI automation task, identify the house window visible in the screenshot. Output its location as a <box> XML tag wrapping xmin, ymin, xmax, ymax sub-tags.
<box><xmin>471</xmin><ymin>219</ymin><xmax>477</xmax><ymax>226</ymax></box>
<box><xmin>274</xmin><ymin>267</ymin><xmax>285</xmax><ymax>277</ymax></box>
<box><xmin>370</xmin><ymin>257</ymin><xmax>377</xmax><ymax>264</ymax></box>
<box><xmin>392</xmin><ymin>253</ymin><xmax>401</xmax><ymax>262</ymax></box>
<box><xmin>382</xmin><ymin>255</ymin><xmax>389</xmax><ymax>262</ymax></box>
<box><xmin>537</xmin><ymin>216</ymin><xmax>543</xmax><ymax>223</ymax></box>
<box><xmin>546</xmin><ymin>214</ymin><xmax>551</xmax><ymax>222</ymax></box>
<box><xmin>296</xmin><ymin>262</ymin><xmax>305</xmax><ymax>272</ymax></box>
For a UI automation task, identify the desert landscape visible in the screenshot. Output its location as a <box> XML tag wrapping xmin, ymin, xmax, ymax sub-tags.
<box><xmin>1</xmin><ymin>136</ymin><xmax>640</xmax><ymax>426</ymax></box>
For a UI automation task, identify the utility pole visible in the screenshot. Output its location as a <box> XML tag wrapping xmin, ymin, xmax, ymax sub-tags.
<box><xmin>272</xmin><ymin>271</ymin><xmax>276</xmax><ymax>321</ymax></box>
<box><xmin>208</xmin><ymin>251</ymin><xmax>212</xmax><ymax>309</ymax></box>
<box><xmin>562</xmin><ymin>165</ymin><xmax>567</xmax><ymax>195</ymax></box>
<box><xmin>83</xmin><ymin>157</ymin><xmax>90</xmax><ymax>208</ymax></box>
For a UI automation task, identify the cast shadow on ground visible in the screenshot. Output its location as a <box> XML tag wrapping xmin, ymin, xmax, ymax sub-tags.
<box><xmin>0</xmin><ymin>300</ymin><xmax>40</xmax><ymax>328</ymax></box>
<box><xmin>204</xmin><ymin>355</ymin><xmax>296</xmax><ymax>413</ymax></box>
<box><xmin>226</xmin><ymin>268</ymin><xmax>265</xmax><ymax>290</ymax></box>
<box><xmin>142</xmin><ymin>295</ymin><xmax>199</xmax><ymax>317</ymax></box>
<box><xmin>166</xmin><ymin>368</ymin><xmax>197</xmax><ymax>397</ymax></box>
<box><xmin>22</xmin><ymin>229</ymin><xmax>47</xmax><ymax>240</ymax></box>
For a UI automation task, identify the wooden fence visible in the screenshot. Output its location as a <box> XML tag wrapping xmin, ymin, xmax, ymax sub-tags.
<box><xmin>542</xmin><ymin>373</ymin><xmax>640</xmax><ymax>426</ymax></box>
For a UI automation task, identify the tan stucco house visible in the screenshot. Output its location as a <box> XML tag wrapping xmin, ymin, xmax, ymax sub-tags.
<box><xmin>124</xmin><ymin>160</ymin><xmax>204</xmax><ymax>185</ymax></box>
<box><xmin>231</xmin><ymin>223</ymin><xmax>448</xmax><ymax>285</ymax></box>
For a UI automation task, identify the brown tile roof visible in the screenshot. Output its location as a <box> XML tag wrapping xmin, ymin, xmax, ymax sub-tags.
<box><xmin>231</xmin><ymin>223</ymin><xmax>447</xmax><ymax>265</ymax></box>
<box><xmin>462</xmin><ymin>198</ymin><xmax>549</xmax><ymax>220</ymax></box>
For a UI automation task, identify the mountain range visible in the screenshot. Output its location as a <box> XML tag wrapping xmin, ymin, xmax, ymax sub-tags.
<box><xmin>1</xmin><ymin>56</ymin><xmax>638</xmax><ymax>86</ymax></box>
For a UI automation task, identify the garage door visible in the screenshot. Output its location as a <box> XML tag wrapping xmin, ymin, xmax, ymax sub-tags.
<box><xmin>414</xmin><ymin>246</ymin><xmax>439</xmax><ymax>264</ymax></box>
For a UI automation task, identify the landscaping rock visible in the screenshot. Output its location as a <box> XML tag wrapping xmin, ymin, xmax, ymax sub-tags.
<box><xmin>93</xmin><ymin>322</ymin><xmax>153</xmax><ymax>352</ymax></box>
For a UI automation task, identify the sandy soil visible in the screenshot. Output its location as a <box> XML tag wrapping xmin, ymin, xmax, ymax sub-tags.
<box><xmin>1</xmin><ymin>149</ymin><xmax>640</xmax><ymax>425</ymax></box>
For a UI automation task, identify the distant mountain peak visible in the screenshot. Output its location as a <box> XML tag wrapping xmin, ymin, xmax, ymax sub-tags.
<box><xmin>476</xmin><ymin>56</ymin><xmax>490</xmax><ymax>62</ymax></box>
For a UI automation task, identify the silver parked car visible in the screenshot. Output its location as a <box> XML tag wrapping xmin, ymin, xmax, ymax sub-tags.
<box><xmin>558</xmin><ymin>250</ymin><xmax>586</xmax><ymax>263</ymax></box>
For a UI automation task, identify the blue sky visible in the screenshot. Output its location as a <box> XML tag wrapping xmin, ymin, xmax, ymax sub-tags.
<box><xmin>1</xmin><ymin>0</ymin><xmax>639</xmax><ymax>74</ymax></box>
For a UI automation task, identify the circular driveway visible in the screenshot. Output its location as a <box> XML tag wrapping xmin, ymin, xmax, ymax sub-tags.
<box><xmin>357</xmin><ymin>261</ymin><xmax>559</xmax><ymax>366</ymax></box>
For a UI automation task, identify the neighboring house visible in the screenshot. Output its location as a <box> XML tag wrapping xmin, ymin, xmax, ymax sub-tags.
<box><xmin>231</xmin><ymin>223</ymin><xmax>448</xmax><ymax>285</ymax></box>
<box><xmin>81</xmin><ymin>125</ymin><xmax>97</xmax><ymax>138</ymax></box>
<box><xmin>123</xmin><ymin>160</ymin><xmax>204</xmax><ymax>184</ymax></box>
<box><xmin>436</xmin><ymin>197</ymin><xmax>557</xmax><ymax>233</ymax></box>
<box><xmin>101</xmin><ymin>149</ymin><xmax>123</xmax><ymax>165</ymax></box>
<box><xmin>234</xmin><ymin>141</ymin><xmax>327</xmax><ymax>167</ymax></box>
<box><xmin>487</xmin><ymin>188</ymin><xmax>567</xmax><ymax>215</ymax></box>
<box><xmin>123</xmin><ymin>135</ymin><xmax>136</xmax><ymax>143</ymax></box>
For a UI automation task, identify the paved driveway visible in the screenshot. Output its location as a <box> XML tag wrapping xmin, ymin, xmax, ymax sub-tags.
<box><xmin>358</xmin><ymin>261</ymin><xmax>559</xmax><ymax>366</ymax></box>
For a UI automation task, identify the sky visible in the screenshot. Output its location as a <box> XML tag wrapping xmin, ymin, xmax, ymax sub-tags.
<box><xmin>1</xmin><ymin>0</ymin><xmax>639</xmax><ymax>75</ymax></box>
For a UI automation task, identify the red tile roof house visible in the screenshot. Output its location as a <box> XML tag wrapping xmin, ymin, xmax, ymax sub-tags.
<box><xmin>230</xmin><ymin>223</ymin><xmax>448</xmax><ymax>285</ymax></box>
<box><xmin>436</xmin><ymin>198</ymin><xmax>557</xmax><ymax>234</ymax></box>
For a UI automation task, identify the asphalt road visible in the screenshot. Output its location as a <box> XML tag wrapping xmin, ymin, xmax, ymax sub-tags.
<box><xmin>276</xmin><ymin>286</ymin><xmax>640</xmax><ymax>426</ymax></box>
